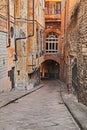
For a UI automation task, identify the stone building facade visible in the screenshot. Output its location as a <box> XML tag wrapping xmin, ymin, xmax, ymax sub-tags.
<box><xmin>40</xmin><ymin>0</ymin><xmax>63</xmax><ymax>80</ymax></box>
<box><xmin>10</xmin><ymin>0</ymin><xmax>45</xmax><ymax>90</ymax></box>
<box><xmin>61</xmin><ymin>0</ymin><xmax>87</xmax><ymax>105</ymax></box>
<box><xmin>0</xmin><ymin>0</ymin><xmax>8</xmax><ymax>92</ymax></box>
<box><xmin>14</xmin><ymin>0</ymin><xmax>28</xmax><ymax>90</ymax></box>
<box><xmin>0</xmin><ymin>0</ymin><xmax>45</xmax><ymax>91</ymax></box>
<box><xmin>25</xmin><ymin>0</ymin><xmax>45</xmax><ymax>89</ymax></box>
<box><xmin>7</xmin><ymin>0</ymin><xmax>15</xmax><ymax>90</ymax></box>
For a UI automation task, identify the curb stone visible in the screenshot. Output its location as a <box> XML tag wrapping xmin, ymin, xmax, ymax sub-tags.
<box><xmin>0</xmin><ymin>84</ymin><xmax>44</xmax><ymax>109</ymax></box>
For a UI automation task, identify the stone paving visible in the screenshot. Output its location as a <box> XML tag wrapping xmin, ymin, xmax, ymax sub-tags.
<box><xmin>0</xmin><ymin>85</ymin><xmax>43</xmax><ymax>108</ymax></box>
<box><xmin>0</xmin><ymin>80</ymin><xmax>80</xmax><ymax>130</ymax></box>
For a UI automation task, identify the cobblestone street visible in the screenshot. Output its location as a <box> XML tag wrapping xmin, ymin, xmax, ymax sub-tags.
<box><xmin>0</xmin><ymin>80</ymin><xmax>80</xmax><ymax>130</ymax></box>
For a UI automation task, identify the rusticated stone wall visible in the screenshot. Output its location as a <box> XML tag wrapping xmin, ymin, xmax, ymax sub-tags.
<box><xmin>77</xmin><ymin>0</ymin><xmax>87</xmax><ymax>105</ymax></box>
<box><xmin>61</xmin><ymin>0</ymin><xmax>87</xmax><ymax>105</ymax></box>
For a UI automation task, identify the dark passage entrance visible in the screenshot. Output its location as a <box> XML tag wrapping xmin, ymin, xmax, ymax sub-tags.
<box><xmin>72</xmin><ymin>58</ymin><xmax>77</xmax><ymax>95</ymax></box>
<box><xmin>11</xmin><ymin>67</ymin><xmax>15</xmax><ymax>89</ymax></box>
<box><xmin>40</xmin><ymin>60</ymin><xmax>60</xmax><ymax>79</ymax></box>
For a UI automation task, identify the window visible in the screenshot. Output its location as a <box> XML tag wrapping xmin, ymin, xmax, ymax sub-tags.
<box><xmin>11</xmin><ymin>26</ymin><xmax>14</xmax><ymax>38</ymax></box>
<box><xmin>56</xmin><ymin>2</ymin><xmax>61</xmax><ymax>14</ymax></box>
<box><xmin>36</xmin><ymin>29</ymin><xmax>39</xmax><ymax>57</ymax></box>
<box><xmin>40</xmin><ymin>30</ymin><xmax>44</xmax><ymax>55</ymax></box>
<box><xmin>45</xmin><ymin>2</ymin><xmax>61</xmax><ymax>14</ymax></box>
<box><xmin>40</xmin><ymin>0</ymin><xmax>44</xmax><ymax>8</ymax></box>
<box><xmin>46</xmin><ymin>32</ymin><xmax>58</xmax><ymax>54</ymax></box>
<box><xmin>45</xmin><ymin>2</ymin><xmax>49</xmax><ymax>14</ymax></box>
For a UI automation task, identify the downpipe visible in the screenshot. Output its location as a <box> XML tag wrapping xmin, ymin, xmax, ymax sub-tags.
<box><xmin>14</xmin><ymin>0</ymin><xmax>34</xmax><ymax>60</ymax></box>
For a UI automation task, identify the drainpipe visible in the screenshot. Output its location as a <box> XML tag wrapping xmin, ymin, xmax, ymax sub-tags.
<box><xmin>14</xmin><ymin>0</ymin><xmax>34</xmax><ymax>61</ymax></box>
<box><xmin>7</xmin><ymin>0</ymin><xmax>10</xmax><ymax>48</ymax></box>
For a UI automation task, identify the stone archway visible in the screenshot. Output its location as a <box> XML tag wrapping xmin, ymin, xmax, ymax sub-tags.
<box><xmin>40</xmin><ymin>60</ymin><xmax>60</xmax><ymax>79</ymax></box>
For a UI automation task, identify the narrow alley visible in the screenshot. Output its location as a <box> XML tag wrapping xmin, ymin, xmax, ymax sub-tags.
<box><xmin>0</xmin><ymin>80</ymin><xmax>80</xmax><ymax>130</ymax></box>
<box><xmin>0</xmin><ymin>0</ymin><xmax>87</xmax><ymax>129</ymax></box>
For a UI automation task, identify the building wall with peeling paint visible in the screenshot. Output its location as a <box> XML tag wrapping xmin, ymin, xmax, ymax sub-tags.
<box><xmin>12</xmin><ymin>0</ymin><xmax>45</xmax><ymax>90</ymax></box>
<box><xmin>7</xmin><ymin>0</ymin><xmax>15</xmax><ymax>90</ymax></box>
<box><xmin>26</xmin><ymin>0</ymin><xmax>45</xmax><ymax>89</ymax></box>
<box><xmin>0</xmin><ymin>0</ymin><xmax>8</xmax><ymax>92</ymax></box>
<box><xmin>0</xmin><ymin>0</ymin><xmax>45</xmax><ymax>91</ymax></box>
<box><xmin>14</xmin><ymin>0</ymin><xmax>27</xmax><ymax>89</ymax></box>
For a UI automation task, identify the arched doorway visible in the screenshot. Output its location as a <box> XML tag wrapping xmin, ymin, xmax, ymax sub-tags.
<box><xmin>72</xmin><ymin>58</ymin><xmax>77</xmax><ymax>95</ymax></box>
<box><xmin>40</xmin><ymin>60</ymin><xmax>60</xmax><ymax>79</ymax></box>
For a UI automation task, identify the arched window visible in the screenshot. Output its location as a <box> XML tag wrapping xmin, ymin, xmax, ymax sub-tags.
<box><xmin>10</xmin><ymin>26</ymin><xmax>14</xmax><ymax>38</ymax></box>
<box><xmin>46</xmin><ymin>32</ymin><xmax>58</xmax><ymax>54</ymax></box>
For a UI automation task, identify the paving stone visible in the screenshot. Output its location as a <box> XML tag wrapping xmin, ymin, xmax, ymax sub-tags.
<box><xmin>0</xmin><ymin>80</ymin><xmax>80</xmax><ymax>130</ymax></box>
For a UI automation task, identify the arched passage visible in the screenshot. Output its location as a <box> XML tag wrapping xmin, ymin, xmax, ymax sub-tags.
<box><xmin>40</xmin><ymin>60</ymin><xmax>60</xmax><ymax>79</ymax></box>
